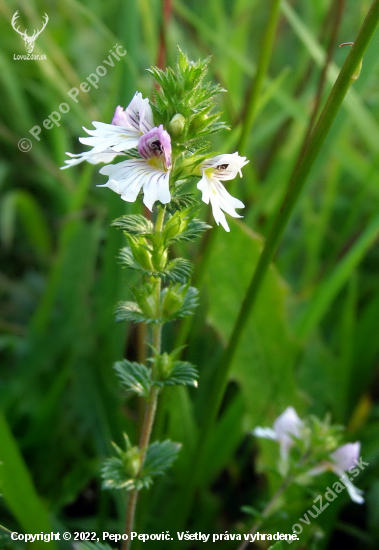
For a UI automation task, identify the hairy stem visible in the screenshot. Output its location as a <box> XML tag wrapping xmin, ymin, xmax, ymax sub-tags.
<box><xmin>123</xmin><ymin>207</ymin><xmax>165</xmax><ymax>550</ymax></box>
<box><xmin>123</xmin><ymin>386</ymin><xmax>160</xmax><ymax>550</ymax></box>
<box><xmin>236</xmin><ymin>476</ymin><xmax>293</xmax><ymax>550</ymax></box>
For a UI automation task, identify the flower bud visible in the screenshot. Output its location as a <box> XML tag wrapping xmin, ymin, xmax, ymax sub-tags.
<box><xmin>129</xmin><ymin>238</ymin><xmax>154</xmax><ymax>271</ymax></box>
<box><xmin>190</xmin><ymin>113</ymin><xmax>208</xmax><ymax>132</ymax></box>
<box><xmin>123</xmin><ymin>446</ymin><xmax>142</xmax><ymax>478</ymax></box>
<box><xmin>154</xmin><ymin>352</ymin><xmax>173</xmax><ymax>379</ymax></box>
<box><xmin>177</xmin><ymin>157</ymin><xmax>202</xmax><ymax>177</ymax></box>
<box><xmin>163</xmin><ymin>211</ymin><xmax>190</xmax><ymax>240</ymax></box>
<box><xmin>152</xmin><ymin>246</ymin><xmax>167</xmax><ymax>271</ymax></box>
<box><xmin>169</xmin><ymin>113</ymin><xmax>186</xmax><ymax>137</ymax></box>
<box><xmin>162</xmin><ymin>285</ymin><xmax>185</xmax><ymax>318</ymax></box>
<box><xmin>136</xmin><ymin>292</ymin><xmax>156</xmax><ymax>320</ymax></box>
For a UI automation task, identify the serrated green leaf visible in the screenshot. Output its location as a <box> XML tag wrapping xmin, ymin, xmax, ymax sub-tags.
<box><xmin>170</xmin><ymin>219</ymin><xmax>210</xmax><ymax>243</ymax></box>
<box><xmin>143</xmin><ymin>440</ymin><xmax>181</xmax><ymax>479</ymax></box>
<box><xmin>119</xmin><ymin>246</ymin><xmax>192</xmax><ymax>283</ymax></box>
<box><xmin>119</xmin><ymin>247</ymin><xmax>142</xmax><ymax>271</ymax></box>
<box><xmin>114</xmin><ymin>360</ymin><xmax>151</xmax><ymax>397</ymax></box>
<box><xmin>154</xmin><ymin>360</ymin><xmax>198</xmax><ymax>387</ymax></box>
<box><xmin>163</xmin><ymin>258</ymin><xmax>192</xmax><ymax>283</ymax></box>
<box><xmin>161</xmin><ymin>285</ymin><xmax>199</xmax><ymax>322</ymax></box>
<box><xmin>114</xmin><ymin>301</ymin><xmax>151</xmax><ymax>324</ymax></box>
<box><xmin>101</xmin><ymin>456</ymin><xmax>141</xmax><ymax>491</ymax></box>
<box><xmin>169</xmin><ymin>361</ymin><xmax>198</xmax><ymax>386</ymax></box>
<box><xmin>101</xmin><ymin>439</ymin><xmax>180</xmax><ymax>492</ymax></box>
<box><xmin>171</xmin><ymin>286</ymin><xmax>199</xmax><ymax>320</ymax></box>
<box><xmin>166</xmin><ymin>193</ymin><xmax>199</xmax><ymax>213</ymax></box>
<box><xmin>111</xmin><ymin>214</ymin><xmax>154</xmax><ymax>236</ymax></box>
<box><xmin>115</xmin><ymin>286</ymin><xmax>199</xmax><ymax>325</ymax></box>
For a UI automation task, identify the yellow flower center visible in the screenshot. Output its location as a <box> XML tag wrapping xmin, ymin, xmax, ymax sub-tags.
<box><xmin>148</xmin><ymin>157</ymin><xmax>162</xmax><ymax>169</ymax></box>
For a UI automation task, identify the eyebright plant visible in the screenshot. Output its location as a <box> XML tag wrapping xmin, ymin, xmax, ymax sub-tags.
<box><xmin>234</xmin><ymin>408</ymin><xmax>366</xmax><ymax>550</ymax></box>
<box><xmin>62</xmin><ymin>49</ymin><xmax>248</xmax><ymax>548</ymax></box>
<box><xmin>252</xmin><ymin>407</ymin><xmax>364</xmax><ymax>506</ymax></box>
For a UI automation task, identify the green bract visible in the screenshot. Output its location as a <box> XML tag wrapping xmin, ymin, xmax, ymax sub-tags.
<box><xmin>101</xmin><ymin>436</ymin><xmax>181</xmax><ymax>492</ymax></box>
<box><xmin>148</xmin><ymin>48</ymin><xmax>227</xmax><ymax>152</ymax></box>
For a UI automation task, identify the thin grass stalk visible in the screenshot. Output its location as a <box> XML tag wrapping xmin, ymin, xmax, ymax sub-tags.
<box><xmin>296</xmin><ymin>0</ymin><xmax>346</xmax><ymax>162</ymax></box>
<box><xmin>237</xmin><ymin>0</ymin><xmax>282</xmax><ymax>155</ymax></box>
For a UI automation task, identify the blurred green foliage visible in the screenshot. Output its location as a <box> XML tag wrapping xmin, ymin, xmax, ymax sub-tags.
<box><xmin>1</xmin><ymin>0</ymin><xmax>379</xmax><ymax>548</ymax></box>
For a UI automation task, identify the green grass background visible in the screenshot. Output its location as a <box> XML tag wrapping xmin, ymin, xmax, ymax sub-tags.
<box><xmin>1</xmin><ymin>0</ymin><xmax>379</xmax><ymax>548</ymax></box>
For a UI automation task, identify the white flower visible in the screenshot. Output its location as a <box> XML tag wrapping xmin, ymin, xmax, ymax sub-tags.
<box><xmin>197</xmin><ymin>153</ymin><xmax>248</xmax><ymax>232</ymax></box>
<box><xmin>60</xmin><ymin>149</ymin><xmax>122</xmax><ymax>170</ymax></box>
<box><xmin>253</xmin><ymin>407</ymin><xmax>303</xmax><ymax>466</ymax></box>
<box><xmin>98</xmin><ymin>125</ymin><xmax>171</xmax><ymax>211</ymax></box>
<box><xmin>308</xmin><ymin>442</ymin><xmax>364</xmax><ymax>504</ymax></box>
<box><xmin>254</xmin><ymin>409</ymin><xmax>364</xmax><ymax>504</ymax></box>
<box><xmin>61</xmin><ymin>92</ymin><xmax>153</xmax><ymax>169</ymax></box>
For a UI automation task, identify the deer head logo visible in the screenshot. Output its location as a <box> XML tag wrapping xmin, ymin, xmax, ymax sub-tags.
<box><xmin>11</xmin><ymin>11</ymin><xmax>48</xmax><ymax>54</ymax></box>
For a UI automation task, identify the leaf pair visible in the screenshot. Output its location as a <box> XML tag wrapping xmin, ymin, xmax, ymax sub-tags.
<box><xmin>114</xmin><ymin>357</ymin><xmax>198</xmax><ymax>398</ymax></box>
<box><xmin>101</xmin><ymin>435</ymin><xmax>181</xmax><ymax>492</ymax></box>
<box><xmin>115</xmin><ymin>285</ymin><xmax>199</xmax><ymax>324</ymax></box>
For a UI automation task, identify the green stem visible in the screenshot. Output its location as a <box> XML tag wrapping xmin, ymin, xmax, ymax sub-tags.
<box><xmin>297</xmin><ymin>0</ymin><xmax>346</xmax><ymax>154</ymax></box>
<box><xmin>124</xmin><ymin>386</ymin><xmax>160</xmax><ymax>550</ymax></box>
<box><xmin>237</xmin><ymin>0</ymin><xmax>282</xmax><ymax>155</ymax></box>
<box><xmin>123</xmin><ymin>206</ymin><xmax>165</xmax><ymax>550</ymax></box>
<box><xmin>236</xmin><ymin>475</ymin><xmax>293</xmax><ymax>550</ymax></box>
<box><xmin>177</xmin><ymin>0</ymin><xmax>379</xmax><ymax>530</ymax></box>
<box><xmin>237</xmin><ymin>453</ymin><xmax>311</xmax><ymax>550</ymax></box>
<box><xmin>155</xmin><ymin>204</ymin><xmax>166</xmax><ymax>235</ymax></box>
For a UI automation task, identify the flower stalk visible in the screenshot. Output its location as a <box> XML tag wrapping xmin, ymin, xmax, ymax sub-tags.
<box><xmin>237</xmin><ymin>475</ymin><xmax>295</xmax><ymax>550</ymax></box>
<box><xmin>123</xmin><ymin>207</ymin><xmax>165</xmax><ymax>550</ymax></box>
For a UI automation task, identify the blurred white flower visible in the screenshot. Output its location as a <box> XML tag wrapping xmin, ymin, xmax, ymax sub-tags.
<box><xmin>61</xmin><ymin>92</ymin><xmax>153</xmax><ymax>169</ymax></box>
<box><xmin>308</xmin><ymin>442</ymin><xmax>364</xmax><ymax>504</ymax></box>
<box><xmin>254</xmin><ymin>409</ymin><xmax>364</xmax><ymax>504</ymax></box>
<box><xmin>197</xmin><ymin>153</ymin><xmax>248</xmax><ymax>231</ymax></box>
<box><xmin>253</xmin><ymin>407</ymin><xmax>303</xmax><ymax>467</ymax></box>
<box><xmin>98</xmin><ymin>125</ymin><xmax>171</xmax><ymax>211</ymax></box>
